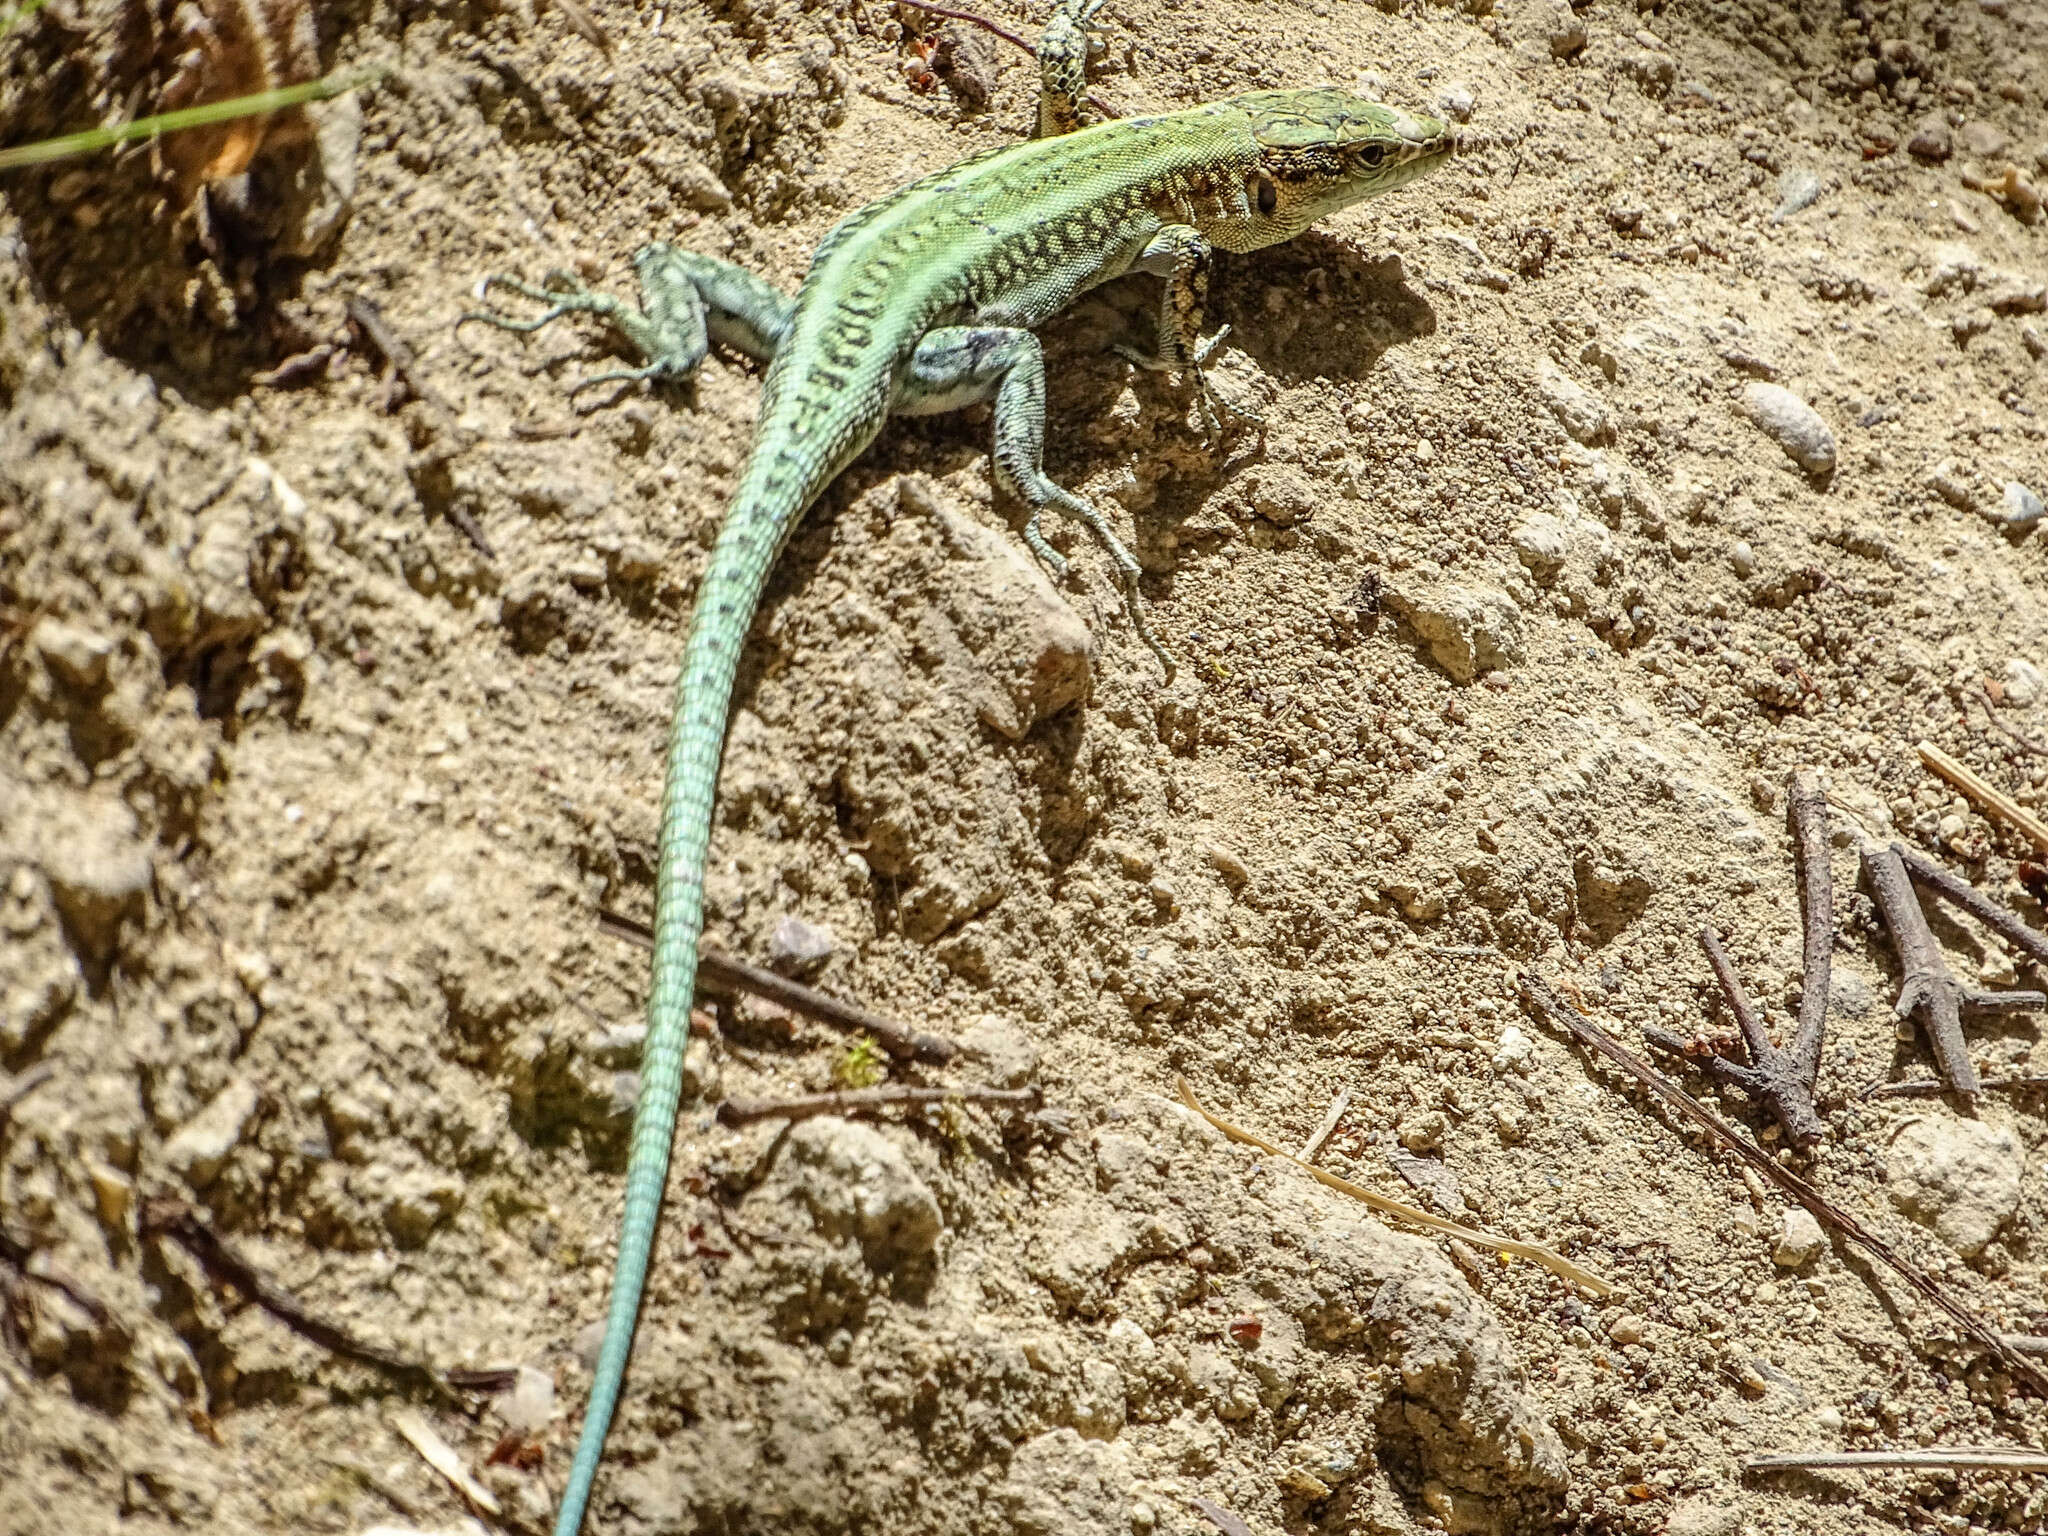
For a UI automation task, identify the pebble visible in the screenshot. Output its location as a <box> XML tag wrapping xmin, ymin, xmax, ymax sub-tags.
<box><xmin>1887</xmin><ymin>1115</ymin><xmax>2023</xmax><ymax>1256</ymax></box>
<box><xmin>1814</xmin><ymin>1406</ymin><xmax>1845</xmax><ymax>1433</ymax></box>
<box><xmin>958</xmin><ymin>1013</ymin><xmax>1040</xmax><ymax>1087</ymax></box>
<box><xmin>31</xmin><ymin>618</ymin><xmax>114</xmax><ymax>692</ymax></box>
<box><xmin>2003</xmin><ymin>658</ymin><xmax>2044</xmax><ymax>707</ymax></box>
<box><xmin>1202</xmin><ymin>843</ymin><xmax>1250</xmax><ymax>886</ymax></box>
<box><xmin>1536</xmin><ymin>362</ymin><xmax>1613</xmax><ymax>446</ymax></box>
<box><xmin>163</xmin><ymin>1078</ymin><xmax>261</xmax><ymax>1189</ymax></box>
<box><xmin>1546</xmin><ymin>3</ymin><xmax>1588</xmax><ymax>57</ymax></box>
<box><xmin>1907</xmin><ymin>121</ymin><xmax>1952</xmax><ymax>162</ymax></box>
<box><xmin>1381</xmin><ymin>578</ymin><xmax>1525</xmax><ymax>684</ymax></box>
<box><xmin>1437</xmin><ymin>84</ymin><xmax>1476</xmax><ymax>123</ymax></box>
<box><xmin>498</xmin><ymin>1364</ymin><xmax>556</xmax><ymax>1434</ymax></box>
<box><xmin>1741</xmin><ymin>383</ymin><xmax>1836</xmax><ymax>477</ymax></box>
<box><xmin>778</xmin><ymin>1117</ymin><xmax>942</xmax><ymax>1273</ymax></box>
<box><xmin>1771</xmin><ymin>169</ymin><xmax>1824</xmax><ymax>223</ymax></box>
<box><xmin>1605</xmin><ymin>1313</ymin><xmax>1646</xmax><ymax>1346</ymax></box>
<box><xmin>1729</xmin><ymin>540</ymin><xmax>1757</xmax><ymax>577</ymax></box>
<box><xmin>1999</xmin><ymin>481</ymin><xmax>2044</xmax><ymax>528</ymax></box>
<box><xmin>1960</xmin><ymin>120</ymin><xmax>2010</xmax><ymax>158</ymax></box>
<box><xmin>1490</xmin><ymin>1025</ymin><xmax>1534</xmax><ymax>1072</ymax></box>
<box><xmin>1773</xmin><ymin>1208</ymin><xmax>1825</xmax><ymax>1268</ymax></box>
<box><xmin>40</xmin><ymin>794</ymin><xmax>152</xmax><ymax>960</ymax></box>
<box><xmin>767</xmin><ymin>913</ymin><xmax>835</xmax><ymax>978</ymax></box>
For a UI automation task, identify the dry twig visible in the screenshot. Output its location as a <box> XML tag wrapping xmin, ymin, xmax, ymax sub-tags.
<box><xmin>1918</xmin><ymin>739</ymin><xmax>2048</xmax><ymax>854</ymax></box>
<box><xmin>1646</xmin><ymin>768</ymin><xmax>1833</xmax><ymax>1142</ymax></box>
<box><xmin>1294</xmin><ymin>1091</ymin><xmax>1350</xmax><ymax>1162</ymax></box>
<box><xmin>1862</xmin><ymin>844</ymin><xmax>2044</xmax><ymax>1098</ymax></box>
<box><xmin>1862</xmin><ymin>1075</ymin><xmax>2048</xmax><ymax>1100</ymax></box>
<box><xmin>1175</xmin><ymin>1076</ymin><xmax>1613</xmax><ymax>1295</ymax></box>
<box><xmin>1895</xmin><ymin>843</ymin><xmax>2048</xmax><ymax>970</ymax></box>
<box><xmin>895</xmin><ymin>0</ymin><xmax>1118</xmax><ymax>117</ymax></box>
<box><xmin>144</xmin><ymin>1198</ymin><xmax>463</xmax><ymax>1405</ymax></box>
<box><xmin>1970</xmin><ymin>686</ymin><xmax>2048</xmax><ymax>759</ymax></box>
<box><xmin>1746</xmin><ymin>1447</ymin><xmax>2048</xmax><ymax>1474</ymax></box>
<box><xmin>717</xmin><ymin>1084</ymin><xmax>1036</xmax><ymax>1126</ymax></box>
<box><xmin>1520</xmin><ymin>973</ymin><xmax>2048</xmax><ymax>1394</ymax></box>
<box><xmin>599</xmin><ymin>909</ymin><xmax>960</xmax><ymax>1064</ymax></box>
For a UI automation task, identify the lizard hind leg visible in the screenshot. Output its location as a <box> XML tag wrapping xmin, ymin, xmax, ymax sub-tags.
<box><xmin>461</xmin><ymin>244</ymin><xmax>795</xmax><ymax>399</ymax></box>
<box><xmin>897</xmin><ymin>324</ymin><xmax>1176</xmax><ymax>677</ymax></box>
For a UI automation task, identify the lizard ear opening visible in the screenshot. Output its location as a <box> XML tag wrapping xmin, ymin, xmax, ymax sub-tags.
<box><xmin>1254</xmin><ymin>175</ymin><xmax>1278</xmax><ymax>215</ymax></box>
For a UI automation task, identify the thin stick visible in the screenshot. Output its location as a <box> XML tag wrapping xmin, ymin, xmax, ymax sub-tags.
<box><xmin>1895</xmin><ymin>843</ymin><xmax>2048</xmax><ymax>969</ymax></box>
<box><xmin>346</xmin><ymin>294</ymin><xmax>457</xmax><ymax>421</ymax></box>
<box><xmin>2005</xmin><ymin>1336</ymin><xmax>2048</xmax><ymax>1356</ymax></box>
<box><xmin>1518</xmin><ymin>973</ymin><xmax>2048</xmax><ymax>1394</ymax></box>
<box><xmin>1918</xmin><ymin>739</ymin><xmax>2048</xmax><ymax>855</ymax></box>
<box><xmin>716</xmin><ymin>1084</ymin><xmax>1037</xmax><ymax>1126</ymax></box>
<box><xmin>0</xmin><ymin>66</ymin><xmax>384</xmax><ymax>173</ymax></box>
<box><xmin>1746</xmin><ymin>1448</ymin><xmax>2048</xmax><ymax>1473</ymax></box>
<box><xmin>1295</xmin><ymin>1091</ymin><xmax>1350</xmax><ymax>1162</ymax></box>
<box><xmin>598</xmin><ymin>909</ymin><xmax>960</xmax><ymax>1064</ymax></box>
<box><xmin>895</xmin><ymin>0</ymin><xmax>1119</xmax><ymax>118</ymax></box>
<box><xmin>1861</xmin><ymin>1075</ymin><xmax>2048</xmax><ymax>1100</ymax></box>
<box><xmin>143</xmin><ymin>1198</ymin><xmax>461</xmax><ymax>1405</ymax></box>
<box><xmin>0</xmin><ymin>1063</ymin><xmax>53</xmax><ymax>1128</ymax></box>
<box><xmin>1971</xmin><ymin>686</ymin><xmax>2048</xmax><ymax>758</ymax></box>
<box><xmin>1175</xmin><ymin>1076</ymin><xmax>1613</xmax><ymax>1295</ymax></box>
<box><xmin>1788</xmin><ymin>767</ymin><xmax>1834</xmax><ymax>1078</ymax></box>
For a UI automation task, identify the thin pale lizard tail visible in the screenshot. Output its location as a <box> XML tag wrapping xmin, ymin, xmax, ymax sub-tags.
<box><xmin>553</xmin><ymin>434</ymin><xmax>841</xmax><ymax>1536</ymax></box>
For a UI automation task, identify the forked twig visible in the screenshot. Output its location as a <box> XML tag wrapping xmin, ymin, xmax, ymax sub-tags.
<box><xmin>1646</xmin><ymin>768</ymin><xmax>1833</xmax><ymax>1142</ymax></box>
<box><xmin>1895</xmin><ymin>843</ymin><xmax>2048</xmax><ymax>969</ymax></box>
<box><xmin>1519</xmin><ymin>973</ymin><xmax>2048</xmax><ymax>1394</ymax></box>
<box><xmin>1863</xmin><ymin>845</ymin><xmax>2044</xmax><ymax>1098</ymax></box>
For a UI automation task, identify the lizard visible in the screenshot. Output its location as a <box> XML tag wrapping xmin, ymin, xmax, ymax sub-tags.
<box><xmin>466</xmin><ymin>4</ymin><xmax>1453</xmax><ymax>1530</ymax></box>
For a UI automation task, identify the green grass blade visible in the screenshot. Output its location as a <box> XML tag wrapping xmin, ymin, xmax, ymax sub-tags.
<box><xmin>0</xmin><ymin>65</ymin><xmax>385</xmax><ymax>174</ymax></box>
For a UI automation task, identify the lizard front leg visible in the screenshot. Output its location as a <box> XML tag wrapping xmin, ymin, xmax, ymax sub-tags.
<box><xmin>897</xmin><ymin>324</ymin><xmax>1174</xmax><ymax>675</ymax></box>
<box><xmin>1035</xmin><ymin>0</ymin><xmax>1107</xmax><ymax>137</ymax></box>
<box><xmin>463</xmin><ymin>244</ymin><xmax>794</xmax><ymax>396</ymax></box>
<box><xmin>1115</xmin><ymin>222</ymin><xmax>1236</xmax><ymax>429</ymax></box>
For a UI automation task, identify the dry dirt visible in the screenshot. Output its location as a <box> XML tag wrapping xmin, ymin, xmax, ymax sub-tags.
<box><xmin>3</xmin><ymin>0</ymin><xmax>2048</xmax><ymax>1533</ymax></box>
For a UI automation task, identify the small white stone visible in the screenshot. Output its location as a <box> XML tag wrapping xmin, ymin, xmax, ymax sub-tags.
<box><xmin>1742</xmin><ymin>383</ymin><xmax>1836</xmax><ymax>476</ymax></box>
<box><xmin>1887</xmin><ymin>1115</ymin><xmax>2023</xmax><ymax>1256</ymax></box>
<box><xmin>163</xmin><ymin>1078</ymin><xmax>262</xmax><ymax>1189</ymax></box>
<box><xmin>1490</xmin><ymin>1025</ymin><xmax>1534</xmax><ymax>1071</ymax></box>
<box><xmin>1773</xmin><ymin>1208</ymin><xmax>1825</xmax><ymax>1268</ymax></box>
<box><xmin>1537</xmin><ymin>362</ymin><xmax>1612</xmax><ymax>445</ymax></box>
<box><xmin>2005</xmin><ymin>658</ymin><xmax>2044</xmax><ymax>707</ymax></box>
<box><xmin>1814</xmin><ymin>1406</ymin><xmax>1845</xmax><ymax>1433</ymax></box>
<box><xmin>1729</xmin><ymin>540</ymin><xmax>1757</xmax><ymax>577</ymax></box>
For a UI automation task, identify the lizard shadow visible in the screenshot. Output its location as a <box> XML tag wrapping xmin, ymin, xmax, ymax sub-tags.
<box><xmin>1205</xmin><ymin>229</ymin><xmax>1439</xmax><ymax>385</ymax></box>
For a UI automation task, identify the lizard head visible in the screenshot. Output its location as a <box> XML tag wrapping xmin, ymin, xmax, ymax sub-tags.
<box><xmin>1222</xmin><ymin>89</ymin><xmax>1454</xmax><ymax>250</ymax></box>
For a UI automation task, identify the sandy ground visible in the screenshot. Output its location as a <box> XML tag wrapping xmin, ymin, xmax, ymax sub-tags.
<box><xmin>3</xmin><ymin>0</ymin><xmax>2048</xmax><ymax>1532</ymax></box>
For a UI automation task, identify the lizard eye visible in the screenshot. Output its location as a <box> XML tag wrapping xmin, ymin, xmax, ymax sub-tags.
<box><xmin>1254</xmin><ymin>176</ymin><xmax>1277</xmax><ymax>215</ymax></box>
<box><xmin>1357</xmin><ymin>144</ymin><xmax>1387</xmax><ymax>169</ymax></box>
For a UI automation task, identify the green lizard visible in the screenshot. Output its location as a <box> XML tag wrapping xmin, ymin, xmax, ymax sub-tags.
<box><xmin>468</xmin><ymin>5</ymin><xmax>1451</xmax><ymax>1529</ymax></box>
